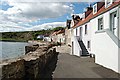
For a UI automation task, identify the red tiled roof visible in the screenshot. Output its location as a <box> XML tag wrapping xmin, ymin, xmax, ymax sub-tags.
<box><xmin>57</xmin><ymin>30</ymin><xmax>65</xmax><ymax>34</ymax></box>
<box><xmin>51</xmin><ymin>31</ymin><xmax>57</xmax><ymax>36</ymax></box>
<box><xmin>73</xmin><ymin>1</ymin><xmax>120</xmax><ymax>28</ymax></box>
<box><xmin>51</xmin><ymin>30</ymin><xmax>65</xmax><ymax>36</ymax></box>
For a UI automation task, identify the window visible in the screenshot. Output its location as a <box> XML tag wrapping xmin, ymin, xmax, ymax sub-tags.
<box><xmin>85</xmin><ymin>24</ymin><xmax>87</xmax><ymax>34</ymax></box>
<box><xmin>87</xmin><ymin>41</ymin><xmax>91</xmax><ymax>49</ymax></box>
<box><xmin>98</xmin><ymin>18</ymin><xmax>103</xmax><ymax>30</ymax></box>
<box><xmin>76</xmin><ymin>28</ymin><xmax>77</xmax><ymax>36</ymax></box>
<box><xmin>110</xmin><ymin>11</ymin><xmax>118</xmax><ymax>37</ymax></box>
<box><xmin>93</xmin><ymin>4</ymin><xmax>97</xmax><ymax>14</ymax></box>
<box><xmin>107</xmin><ymin>0</ymin><xmax>111</xmax><ymax>5</ymax></box>
<box><xmin>105</xmin><ymin>0</ymin><xmax>113</xmax><ymax>8</ymax></box>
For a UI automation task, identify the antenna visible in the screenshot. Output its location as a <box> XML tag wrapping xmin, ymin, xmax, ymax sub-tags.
<box><xmin>88</xmin><ymin>2</ymin><xmax>91</xmax><ymax>7</ymax></box>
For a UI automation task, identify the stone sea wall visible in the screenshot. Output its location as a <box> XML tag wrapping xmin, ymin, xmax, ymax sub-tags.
<box><xmin>25</xmin><ymin>44</ymin><xmax>39</xmax><ymax>54</ymax></box>
<box><xmin>0</xmin><ymin>43</ymin><xmax>59</xmax><ymax>80</ymax></box>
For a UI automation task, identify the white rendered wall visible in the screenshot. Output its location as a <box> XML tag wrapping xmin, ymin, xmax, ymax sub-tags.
<box><xmin>118</xmin><ymin>6</ymin><xmax>120</xmax><ymax>73</ymax></box>
<box><xmin>118</xmin><ymin>47</ymin><xmax>120</xmax><ymax>73</ymax></box>
<box><xmin>81</xmin><ymin>22</ymin><xmax>92</xmax><ymax>53</ymax></box>
<box><xmin>65</xmin><ymin>29</ymin><xmax>72</xmax><ymax>45</ymax></box>
<box><xmin>73</xmin><ymin>36</ymin><xmax>81</xmax><ymax>56</ymax></box>
<box><xmin>70</xmin><ymin>28</ymin><xmax>74</xmax><ymax>55</ymax></box>
<box><xmin>93</xmin><ymin>32</ymin><xmax>118</xmax><ymax>72</ymax></box>
<box><xmin>119</xmin><ymin>6</ymin><xmax>120</xmax><ymax>40</ymax></box>
<box><xmin>71</xmin><ymin>28</ymin><xmax>82</xmax><ymax>56</ymax></box>
<box><xmin>57</xmin><ymin>34</ymin><xmax>65</xmax><ymax>43</ymax></box>
<box><xmin>72</xmin><ymin>21</ymin><xmax>92</xmax><ymax>54</ymax></box>
<box><xmin>90</xmin><ymin>6</ymin><xmax>119</xmax><ymax>73</ymax></box>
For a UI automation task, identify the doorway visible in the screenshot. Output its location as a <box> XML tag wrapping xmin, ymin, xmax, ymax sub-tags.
<box><xmin>72</xmin><ymin>42</ymin><xmax>74</xmax><ymax>55</ymax></box>
<box><xmin>110</xmin><ymin>11</ymin><xmax>118</xmax><ymax>37</ymax></box>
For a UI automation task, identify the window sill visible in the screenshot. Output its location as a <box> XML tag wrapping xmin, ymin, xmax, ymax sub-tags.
<box><xmin>95</xmin><ymin>30</ymin><xmax>106</xmax><ymax>34</ymax></box>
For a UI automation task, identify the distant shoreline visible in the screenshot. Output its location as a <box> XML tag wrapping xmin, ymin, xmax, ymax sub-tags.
<box><xmin>0</xmin><ymin>39</ymin><xmax>28</xmax><ymax>42</ymax></box>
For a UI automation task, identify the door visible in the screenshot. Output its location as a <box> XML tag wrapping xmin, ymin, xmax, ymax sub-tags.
<box><xmin>110</xmin><ymin>11</ymin><xmax>118</xmax><ymax>37</ymax></box>
<box><xmin>80</xmin><ymin>27</ymin><xmax>83</xmax><ymax>41</ymax></box>
<box><xmin>72</xmin><ymin>42</ymin><xmax>74</xmax><ymax>55</ymax></box>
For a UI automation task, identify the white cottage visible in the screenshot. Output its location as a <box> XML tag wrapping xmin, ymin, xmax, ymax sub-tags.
<box><xmin>71</xmin><ymin>0</ymin><xmax>120</xmax><ymax>73</ymax></box>
<box><xmin>50</xmin><ymin>30</ymin><xmax>65</xmax><ymax>44</ymax></box>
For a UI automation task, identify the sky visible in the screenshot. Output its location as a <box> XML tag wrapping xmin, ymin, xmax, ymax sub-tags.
<box><xmin>0</xmin><ymin>0</ymin><xmax>97</xmax><ymax>32</ymax></box>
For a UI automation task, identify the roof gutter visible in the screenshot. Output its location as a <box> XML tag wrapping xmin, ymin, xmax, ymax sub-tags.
<box><xmin>73</xmin><ymin>2</ymin><xmax>120</xmax><ymax>29</ymax></box>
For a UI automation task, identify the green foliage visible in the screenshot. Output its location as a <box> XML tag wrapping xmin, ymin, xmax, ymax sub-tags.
<box><xmin>52</xmin><ymin>27</ymin><xmax>64</xmax><ymax>31</ymax></box>
<box><xmin>0</xmin><ymin>26</ymin><xmax>64</xmax><ymax>42</ymax></box>
<box><xmin>1</xmin><ymin>30</ymin><xmax>50</xmax><ymax>41</ymax></box>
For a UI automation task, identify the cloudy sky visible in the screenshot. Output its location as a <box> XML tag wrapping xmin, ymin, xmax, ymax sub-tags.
<box><xmin>0</xmin><ymin>0</ymin><xmax>98</xmax><ymax>32</ymax></box>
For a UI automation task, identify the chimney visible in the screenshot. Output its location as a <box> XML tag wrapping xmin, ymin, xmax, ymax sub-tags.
<box><xmin>66</xmin><ymin>20</ymin><xmax>71</xmax><ymax>29</ymax></box>
<box><xmin>72</xmin><ymin>15</ymin><xmax>75</xmax><ymax>20</ymax></box>
<box><xmin>86</xmin><ymin>5</ymin><xmax>93</xmax><ymax>11</ymax></box>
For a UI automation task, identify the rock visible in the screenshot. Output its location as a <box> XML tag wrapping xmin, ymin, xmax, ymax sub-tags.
<box><xmin>1</xmin><ymin>59</ymin><xmax>25</xmax><ymax>79</ymax></box>
<box><xmin>0</xmin><ymin>43</ymin><xmax>58</xmax><ymax>80</ymax></box>
<box><xmin>25</xmin><ymin>45</ymin><xmax>39</xmax><ymax>54</ymax></box>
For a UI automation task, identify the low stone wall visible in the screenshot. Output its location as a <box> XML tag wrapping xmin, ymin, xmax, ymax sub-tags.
<box><xmin>0</xmin><ymin>44</ymin><xmax>58</xmax><ymax>80</ymax></box>
<box><xmin>25</xmin><ymin>44</ymin><xmax>39</xmax><ymax>54</ymax></box>
<box><xmin>1</xmin><ymin>59</ymin><xmax>25</xmax><ymax>79</ymax></box>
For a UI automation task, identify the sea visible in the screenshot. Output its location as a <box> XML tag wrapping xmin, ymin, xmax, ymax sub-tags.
<box><xmin>0</xmin><ymin>41</ymin><xmax>28</xmax><ymax>60</ymax></box>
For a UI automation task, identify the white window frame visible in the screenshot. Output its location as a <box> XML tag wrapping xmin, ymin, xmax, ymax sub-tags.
<box><xmin>93</xmin><ymin>4</ymin><xmax>97</xmax><ymax>14</ymax></box>
<box><xmin>105</xmin><ymin>0</ymin><xmax>113</xmax><ymax>8</ymax></box>
<box><xmin>110</xmin><ymin>10</ymin><xmax>118</xmax><ymax>37</ymax></box>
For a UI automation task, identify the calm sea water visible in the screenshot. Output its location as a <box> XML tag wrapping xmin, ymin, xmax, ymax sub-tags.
<box><xmin>0</xmin><ymin>41</ymin><xmax>28</xmax><ymax>60</ymax></box>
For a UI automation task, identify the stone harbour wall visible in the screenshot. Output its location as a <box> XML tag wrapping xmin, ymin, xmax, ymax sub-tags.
<box><xmin>0</xmin><ymin>44</ymin><xmax>59</xmax><ymax>80</ymax></box>
<box><xmin>1</xmin><ymin>59</ymin><xmax>25</xmax><ymax>79</ymax></box>
<box><xmin>25</xmin><ymin>44</ymin><xmax>39</xmax><ymax>54</ymax></box>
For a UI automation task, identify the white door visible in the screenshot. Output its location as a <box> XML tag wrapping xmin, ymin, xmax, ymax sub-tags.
<box><xmin>111</xmin><ymin>11</ymin><xmax>118</xmax><ymax>37</ymax></box>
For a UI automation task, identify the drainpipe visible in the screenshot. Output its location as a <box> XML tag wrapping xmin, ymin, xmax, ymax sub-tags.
<box><xmin>117</xmin><ymin>4</ymin><xmax>120</xmax><ymax>73</ymax></box>
<box><xmin>118</xmin><ymin>5</ymin><xmax>120</xmax><ymax>40</ymax></box>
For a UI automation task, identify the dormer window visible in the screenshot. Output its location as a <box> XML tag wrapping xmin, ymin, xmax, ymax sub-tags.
<box><xmin>93</xmin><ymin>4</ymin><xmax>97</xmax><ymax>14</ymax></box>
<box><xmin>107</xmin><ymin>0</ymin><xmax>111</xmax><ymax>4</ymax></box>
<box><xmin>105</xmin><ymin>0</ymin><xmax>113</xmax><ymax>8</ymax></box>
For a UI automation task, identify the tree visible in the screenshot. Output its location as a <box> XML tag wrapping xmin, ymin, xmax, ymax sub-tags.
<box><xmin>52</xmin><ymin>27</ymin><xmax>64</xmax><ymax>31</ymax></box>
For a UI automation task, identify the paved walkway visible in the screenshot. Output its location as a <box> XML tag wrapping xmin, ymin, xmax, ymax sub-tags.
<box><xmin>52</xmin><ymin>45</ymin><xmax>119</xmax><ymax>78</ymax></box>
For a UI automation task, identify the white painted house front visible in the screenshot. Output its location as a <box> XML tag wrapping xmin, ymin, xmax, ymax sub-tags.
<box><xmin>50</xmin><ymin>30</ymin><xmax>65</xmax><ymax>44</ymax></box>
<box><xmin>70</xmin><ymin>0</ymin><xmax>120</xmax><ymax>73</ymax></box>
